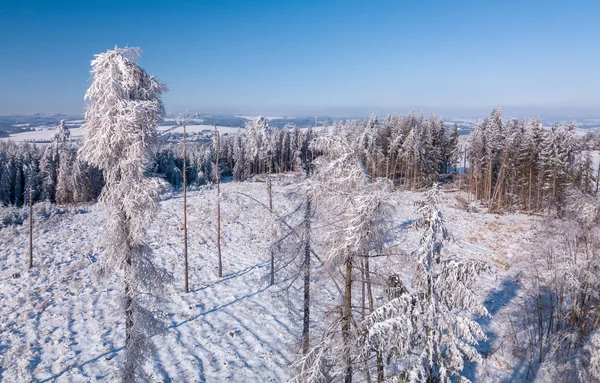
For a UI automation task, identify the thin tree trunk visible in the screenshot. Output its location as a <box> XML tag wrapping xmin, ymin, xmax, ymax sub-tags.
<box><xmin>488</xmin><ymin>158</ymin><xmax>493</xmax><ymax>201</ymax></box>
<box><xmin>343</xmin><ymin>258</ymin><xmax>353</xmax><ymax>383</ymax></box>
<box><xmin>28</xmin><ymin>187</ymin><xmax>33</xmax><ymax>269</ymax></box>
<box><xmin>364</xmin><ymin>255</ymin><xmax>384</xmax><ymax>382</ymax></box>
<box><xmin>124</xmin><ymin>226</ymin><xmax>134</xmax><ymax>381</ymax></box>
<box><xmin>302</xmin><ymin>196</ymin><xmax>311</xmax><ymax>354</ymax></box>
<box><xmin>528</xmin><ymin>166</ymin><xmax>533</xmax><ymax>214</ymax></box>
<box><xmin>552</xmin><ymin>172</ymin><xmax>557</xmax><ymax>213</ymax></box>
<box><xmin>216</xmin><ymin>126</ymin><xmax>223</xmax><ymax>278</ymax></box>
<box><xmin>183</xmin><ymin>122</ymin><xmax>189</xmax><ymax>292</ymax></box>
<box><xmin>596</xmin><ymin>163</ymin><xmax>600</xmax><ymax>194</ymax></box>
<box><xmin>475</xmin><ymin>171</ymin><xmax>478</xmax><ymax>200</ymax></box>
<box><xmin>361</xmin><ymin>255</ymin><xmax>366</xmax><ymax>320</ymax></box>
<box><xmin>268</xmin><ymin>153</ymin><xmax>274</xmax><ymax>286</ymax></box>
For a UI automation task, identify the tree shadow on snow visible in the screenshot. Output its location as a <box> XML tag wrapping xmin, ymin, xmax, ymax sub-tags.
<box><xmin>463</xmin><ymin>278</ymin><xmax>520</xmax><ymax>382</ymax></box>
<box><xmin>37</xmin><ymin>264</ymin><xmax>277</xmax><ymax>382</ymax></box>
<box><xmin>189</xmin><ymin>262</ymin><xmax>269</xmax><ymax>293</ymax></box>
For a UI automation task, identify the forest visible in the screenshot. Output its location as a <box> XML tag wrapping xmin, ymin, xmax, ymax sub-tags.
<box><xmin>1</xmin><ymin>47</ymin><xmax>600</xmax><ymax>383</ymax></box>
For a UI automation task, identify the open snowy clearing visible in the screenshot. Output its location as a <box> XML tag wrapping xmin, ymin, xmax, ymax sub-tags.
<box><xmin>1</xmin><ymin>180</ymin><xmax>545</xmax><ymax>382</ymax></box>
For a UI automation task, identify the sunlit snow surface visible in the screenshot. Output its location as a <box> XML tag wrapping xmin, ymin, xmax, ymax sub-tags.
<box><xmin>1</xmin><ymin>180</ymin><xmax>546</xmax><ymax>382</ymax></box>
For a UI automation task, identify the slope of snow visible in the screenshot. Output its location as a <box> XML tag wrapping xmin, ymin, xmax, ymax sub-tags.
<box><xmin>0</xmin><ymin>181</ymin><xmax>546</xmax><ymax>382</ymax></box>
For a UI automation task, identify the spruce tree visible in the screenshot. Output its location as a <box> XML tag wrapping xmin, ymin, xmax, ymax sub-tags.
<box><xmin>80</xmin><ymin>46</ymin><xmax>171</xmax><ymax>382</ymax></box>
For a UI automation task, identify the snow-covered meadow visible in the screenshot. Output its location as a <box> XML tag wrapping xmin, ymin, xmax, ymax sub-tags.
<box><xmin>1</xmin><ymin>178</ymin><xmax>548</xmax><ymax>382</ymax></box>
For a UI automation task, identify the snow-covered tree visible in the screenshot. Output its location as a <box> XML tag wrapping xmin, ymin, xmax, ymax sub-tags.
<box><xmin>364</xmin><ymin>185</ymin><xmax>489</xmax><ymax>382</ymax></box>
<box><xmin>39</xmin><ymin>147</ymin><xmax>57</xmax><ymax>203</ymax></box>
<box><xmin>581</xmin><ymin>331</ymin><xmax>600</xmax><ymax>381</ymax></box>
<box><xmin>0</xmin><ymin>161</ymin><xmax>14</xmax><ymax>206</ymax></box>
<box><xmin>80</xmin><ymin>46</ymin><xmax>171</xmax><ymax>382</ymax></box>
<box><xmin>292</xmin><ymin>133</ymin><xmax>395</xmax><ymax>383</ymax></box>
<box><xmin>55</xmin><ymin>150</ymin><xmax>74</xmax><ymax>205</ymax></box>
<box><xmin>54</xmin><ymin>119</ymin><xmax>71</xmax><ymax>145</ymax></box>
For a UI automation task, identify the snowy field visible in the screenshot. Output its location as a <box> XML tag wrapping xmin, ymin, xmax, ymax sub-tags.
<box><xmin>1</xmin><ymin>125</ymin><xmax>239</xmax><ymax>144</ymax></box>
<box><xmin>0</xmin><ymin>180</ymin><xmax>553</xmax><ymax>382</ymax></box>
<box><xmin>2</xmin><ymin>123</ymin><xmax>327</xmax><ymax>144</ymax></box>
<box><xmin>2</xmin><ymin>127</ymin><xmax>85</xmax><ymax>143</ymax></box>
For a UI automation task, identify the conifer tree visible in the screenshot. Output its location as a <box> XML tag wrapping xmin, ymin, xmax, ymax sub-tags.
<box><xmin>364</xmin><ymin>185</ymin><xmax>489</xmax><ymax>382</ymax></box>
<box><xmin>80</xmin><ymin>46</ymin><xmax>171</xmax><ymax>382</ymax></box>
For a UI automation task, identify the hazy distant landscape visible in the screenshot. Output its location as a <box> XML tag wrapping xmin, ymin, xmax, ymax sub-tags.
<box><xmin>3</xmin><ymin>113</ymin><xmax>600</xmax><ymax>144</ymax></box>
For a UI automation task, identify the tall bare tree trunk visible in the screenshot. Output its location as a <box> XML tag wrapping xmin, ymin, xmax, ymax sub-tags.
<box><xmin>528</xmin><ymin>166</ymin><xmax>533</xmax><ymax>214</ymax></box>
<box><xmin>474</xmin><ymin>172</ymin><xmax>478</xmax><ymax>200</ymax></box>
<box><xmin>302</xmin><ymin>196</ymin><xmax>311</xmax><ymax>354</ymax></box>
<box><xmin>552</xmin><ymin>172</ymin><xmax>557</xmax><ymax>213</ymax></box>
<box><xmin>28</xmin><ymin>187</ymin><xmax>33</xmax><ymax>269</ymax></box>
<box><xmin>268</xmin><ymin>153</ymin><xmax>274</xmax><ymax>286</ymax></box>
<box><xmin>488</xmin><ymin>158</ymin><xmax>493</xmax><ymax>201</ymax></box>
<box><xmin>343</xmin><ymin>258</ymin><xmax>353</xmax><ymax>383</ymax></box>
<box><xmin>216</xmin><ymin>126</ymin><xmax>222</xmax><ymax>278</ymax></box>
<box><xmin>183</xmin><ymin>122</ymin><xmax>189</xmax><ymax>292</ymax></box>
<box><xmin>361</xmin><ymin>256</ymin><xmax>366</xmax><ymax>320</ymax></box>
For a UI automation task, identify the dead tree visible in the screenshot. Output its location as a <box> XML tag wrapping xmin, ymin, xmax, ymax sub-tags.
<box><xmin>216</xmin><ymin>125</ymin><xmax>223</xmax><ymax>278</ymax></box>
<box><xmin>183</xmin><ymin>120</ymin><xmax>189</xmax><ymax>292</ymax></box>
<box><xmin>28</xmin><ymin>186</ymin><xmax>33</xmax><ymax>269</ymax></box>
<box><xmin>343</xmin><ymin>257</ymin><xmax>353</xmax><ymax>383</ymax></box>
<box><xmin>268</xmin><ymin>149</ymin><xmax>275</xmax><ymax>286</ymax></box>
<box><xmin>302</xmin><ymin>196</ymin><xmax>311</xmax><ymax>354</ymax></box>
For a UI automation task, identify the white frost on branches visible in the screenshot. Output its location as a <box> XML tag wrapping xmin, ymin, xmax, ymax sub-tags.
<box><xmin>291</xmin><ymin>134</ymin><xmax>395</xmax><ymax>382</ymax></box>
<box><xmin>582</xmin><ymin>331</ymin><xmax>600</xmax><ymax>381</ymax></box>
<box><xmin>364</xmin><ymin>185</ymin><xmax>489</xmax><ymax>383</ymax></box>
<box><xmin>80</xmin><ymin>46</ymin><xmax>171</xmax><ymax>382</ymax></box>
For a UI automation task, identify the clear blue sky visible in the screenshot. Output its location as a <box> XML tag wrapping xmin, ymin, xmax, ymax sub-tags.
<box><xmin>1</xmin><ymin>0</ymin><xmax>599</xmax><ymax>117</ymax></box>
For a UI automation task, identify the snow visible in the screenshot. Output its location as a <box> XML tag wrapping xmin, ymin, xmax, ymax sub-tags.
<box><xmin>2</xmin><ymin>127</ymin><xmax>85</xmax><ymax>143</ymax></box>
<box><xmin>0</xmin><ymin>180</ymin><xmax>559</xmax><ymax>382</ymax></box>
<box><xmin>2</xmin><ymin>125</ymin><xmax>240</xmax><ymax>144</ymax></box>
<box><xmin>1</xmin><ymin>182</ymin><xmax>302</xmax><ymax>381</ymax></box>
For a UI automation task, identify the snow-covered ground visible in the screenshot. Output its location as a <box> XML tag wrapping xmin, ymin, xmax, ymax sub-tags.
<box><xmin>2</xmin><ymin>125</ymin><xmax>239</xmax><ymax>144</ymax></box>
<box><xmin>0</xmin><ymin>180</ymin><xmax>549</xmax><ymax>382</ymax></box>
<box><xmin>2</xmin><ymin>127</ymin><xmax>85</xmax><ymax>143</ymax></box>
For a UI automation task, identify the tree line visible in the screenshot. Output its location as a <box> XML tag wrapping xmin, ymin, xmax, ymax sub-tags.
<box><xmin>0</xmin><ymin>121</ymin><xmax>103</xmax><ymax>207</ymax></box>
<box><xmin>2</xmin><ymin>108</ymin><xmax>598</xmax><ymax>219</ymax></box>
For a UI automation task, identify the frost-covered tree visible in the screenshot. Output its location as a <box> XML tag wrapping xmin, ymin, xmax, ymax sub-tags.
<box><xmin>72</xmin><ymin>158</ymin><xmax>102</xmax><ymax>203</ymax></box>
<box><xmin>232</xmin><ymin>134</ymin><xmax>247</xmax><ymax>181</ymax></box>
<box><xmin>0</xmin><ymin>161</ymin><xmax>14</xmax><ymax>206</ymax></box>
<box><xmin>292</xmin><ymin>134</ymin><xmax>395</xmax><ymax>383</ymax></box>
<box><xmin>578</xmin><ymin>151</ymin><xmax>594</xmax><ymax>195</ymax></box>
<box><xmin>80</xmin><ymin>46</ymin><xmax>171</xmax><ymax>382</ymax></box>
<box><xmin>55</xmin><ymin>150</ymin><xmax>74</xmax><ymax>205</ymax></box>
<box><xmin>364</xmin><ymin>185</ymin><xmax>489</xmax><ymax>382</ymax></box>
<box><xmin>580</xmin><ymin>331</ymin><xmax>600</xmax><ymax>381</ymax></box>
<box><xmin>448</xmin><ymin>123</ymin><xmax>460</xmax><ymax>174</ymax></box>
<box><xmin>54</xmin><ymin>119</ymin><xmax>71</xmax><ymax>145</ymax></box>
<box><xmin>244</xmin><ymin>116</ymin><xmax>269</xmax><ymax>175</ymax></box>
<box><xmin>39</xmin><ymin>147</ymin><xmax>57</xmax><ymax>203</ymax></box>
